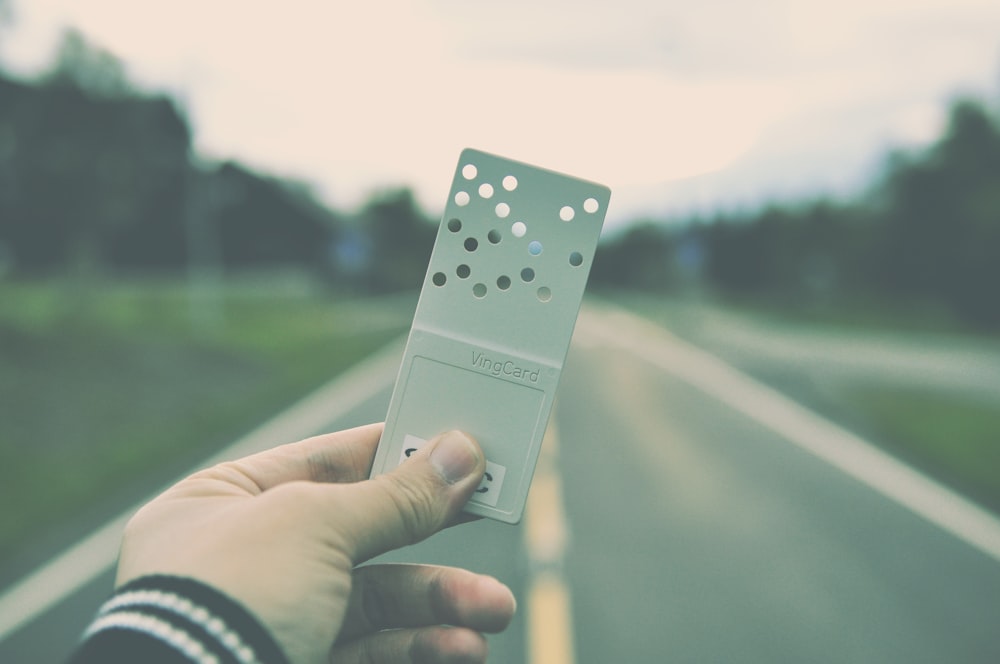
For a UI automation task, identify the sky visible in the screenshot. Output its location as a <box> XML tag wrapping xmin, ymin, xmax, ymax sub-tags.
<box><xmin>1</xmin><ymin>0</ymin><xmax>999</xmax><ymax>230</ymax></box>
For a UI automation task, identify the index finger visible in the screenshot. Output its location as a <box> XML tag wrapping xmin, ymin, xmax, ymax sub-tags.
<box><xmin>338</xmin><ymin>564</ymin><xmax>515</xmax><ymax>641</ymax></box>
<box><xmin>199</xmin><ymin>422</ymin><xmax>384</xmax><ymax>493</ymax></box>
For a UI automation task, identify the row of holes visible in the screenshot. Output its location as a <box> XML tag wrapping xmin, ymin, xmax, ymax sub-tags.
<box><xmin>433</xmin><ymin>265</ymin><xmax>539</xmax><ymax>285</ymax></box>
<box><xmin>449</xmin><ymin>218</ymin><xmax>583</xmax><ymax>263</ymax></box>
<box><xmin>431</xmin><ymin>263</ymin><xmax>535</xmax><ymax>290</ymax></box>
<box><xmin>463</xmin><ymin>163</ymin><xmax>517</xmax><ymax>191</ymax></box>
<box><xmin>432</xmin><ymin>269</ymin><xmax>553</xmax><ymax>302</ymax></box>
<box><xmin>460</xmin><ymin>232</ymin><xmax>583</xmax><ymax>265</ymax></box>
<box><xmin>455</xmin><ymin>162</ymin><xmax>601</xmax><ymax>222</ymax></box>
<box><xmin>454</xmin><ymin>189</ymin><xmax>601</xmax><ymax>223</ymax></box>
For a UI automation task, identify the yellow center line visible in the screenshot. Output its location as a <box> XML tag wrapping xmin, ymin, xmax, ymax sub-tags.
<box><xmin>524</xmin><ymin>412</ymin><xmax>576</xmax><ymax>664</ymax></box>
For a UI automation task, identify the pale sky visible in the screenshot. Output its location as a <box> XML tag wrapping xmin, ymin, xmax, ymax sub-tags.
<box><xmin>2</xmin><ymin>0</ymin><xmax>999</xmax><ymax>229</ymax></box>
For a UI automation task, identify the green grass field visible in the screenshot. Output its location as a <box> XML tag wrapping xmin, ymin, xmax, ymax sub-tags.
<box><xmin>839</xmin><ymin>386</ymin><xmax>1000</xmax><ymax>512</ymax></box>
<box><xmin>0</xmin><ymin>277</ymin><xmax>412</xmax><ymax>571</ymax></box>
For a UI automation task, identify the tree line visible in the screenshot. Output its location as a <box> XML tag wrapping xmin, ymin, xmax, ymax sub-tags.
<box><xmin>591</xmin><ymin>97</ymin><xmax>1000</xmax><ymax>329</ymax></box>
<box><xmin>1</xmin><ymin>30</ymin><xmax>998</xmax><ymax>327</ymax></box>
<box><xmin>0</xmin><ymin>30</ymin><xmax>436</xmax><ymax>293</ymax></box>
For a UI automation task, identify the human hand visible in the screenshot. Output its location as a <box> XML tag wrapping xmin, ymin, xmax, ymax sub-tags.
<box><xmin>116</xmin><ymin>423</ymin><xmax>516</xmax><ymax>663</ymax></box>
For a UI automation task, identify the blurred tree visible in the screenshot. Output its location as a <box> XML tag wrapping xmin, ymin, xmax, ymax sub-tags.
<box><xmin>0</xmin><ymin>31</ymin><xmax>191</xmax><ymax>278</ymax></box>
<box><xmin>0</xmin><ymin>77</ymin><xmax>191</xmax><ymax>274</ymax></box>
<box><xmin>0</xmin><ymin>48</ymin><xmax>339</xmax><ymax>281</ymax></box>
<box><xmin>703</xmin><ymin>206</ymin><xmax>807</xmax><ymax>299</ymax></box>
<box><xmin>209</xmin><ymin>162</ymin><xmax>336</xmax><ymax>270</ymax></box>
<box><xmin>0</xmin><ymin>26</ymin><xmax>392</xmax><ymax>286</ymax></box>
<box><xmin>649</xmin><ymin>95</ymin><xmax>1000</xmax><ymax>329</ymax></box>
<box><xmin>353</xmin><ymin>187</ymin><xmax>435</xmax><ymax>292</ymax></box>
<box><xmin>44</xmin><ymin>28</ymin><xmax>131</xmax><ymax>98</ymax></box>
<box><xmin>872</xmin><ymin>98</ymin><xmax>1000</xmax><ymax>326</ymax></box>
<box><xmin>638</xmin><ymin>196</ymin><xmax>868</xmax><ymax>308</ymax></box>
<box><xmin>1</xmin><ymin>23</ymin><xmax>346</xmax><ymax>280</ymax></box>
<box><xmin>591</xmin><ymin>222</ymin><xmax>675</xmax><ymax>291</ymax></box>
<box><xmin>795</xmin><ymin>201</ymin><xmax>868</xmax><ymax>298</ymax></box>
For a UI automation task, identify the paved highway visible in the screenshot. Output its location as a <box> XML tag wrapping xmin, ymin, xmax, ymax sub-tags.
<box><xmin>563</xmin><ymin>309</ymin><xmax>1000</xmax><ymax>663</ymax></box>
<box><xmin>2</xmin><ymin>304</ymin><xmax>999</xmax><ymax>662</ymax></box>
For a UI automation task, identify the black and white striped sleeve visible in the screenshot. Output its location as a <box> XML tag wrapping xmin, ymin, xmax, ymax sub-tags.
<box><xmin>68</xmin><ymin>575</ymin><xmax>290</xmax><ymax>664</ymax></box>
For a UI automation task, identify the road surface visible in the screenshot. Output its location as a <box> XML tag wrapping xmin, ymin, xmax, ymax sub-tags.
<box><xmin>2</xmin><ymin>303</ymin><xmax>999</xmax><ymax>662</ymax></box>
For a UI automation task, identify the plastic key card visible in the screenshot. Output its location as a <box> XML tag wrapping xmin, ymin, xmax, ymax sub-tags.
<box><xmin>369</xmin><ymin>148</ymin><xmax>610</xmax><ymax>523</ymax></box>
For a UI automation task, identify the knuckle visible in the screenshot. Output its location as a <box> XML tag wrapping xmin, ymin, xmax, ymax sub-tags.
<box><xmin>427</xmin><ymin>568</ymin><xmax>460</xmax><ymax>625</ymax></box>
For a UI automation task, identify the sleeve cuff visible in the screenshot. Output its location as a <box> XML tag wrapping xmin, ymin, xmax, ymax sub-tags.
<box><xmin>69</xmin><ymin>575</ymin><xmax>290</xmax><ymax>664</ymax></box>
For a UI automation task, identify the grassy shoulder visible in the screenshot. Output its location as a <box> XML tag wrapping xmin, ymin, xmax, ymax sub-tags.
<box><xmin>0</xmin><ymin>277</ymin><xmax>412</xmax><ymax>571</ymax></box>
<box><xmin>837</xmin><ymin>386</ymin><xmax>1000</xmax><ymax>513</ymax></box>
<box><xmin>602</xmin><ymin>291</ymin><xmax>1000</xmax><ymax>513</ymax></box>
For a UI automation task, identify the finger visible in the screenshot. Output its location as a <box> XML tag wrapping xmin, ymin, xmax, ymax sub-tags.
<box><xmin>331</xmin><ymin>626</ymin><xmax>488</xmax><ymax>664</ymax></box>
<box><xmin>330</xmin><ymin>430</ymin><xmax>486</xmax><ymax>562</ymax></box>
<box><xmin>338</xmin><ymin>564</ymin><xmax>516</xmax><ymax>641</ymax></box>
<box><xmin>192</xmin><ymin>423</ymin><xmax>384</xmax><ymax>494</ymax></box>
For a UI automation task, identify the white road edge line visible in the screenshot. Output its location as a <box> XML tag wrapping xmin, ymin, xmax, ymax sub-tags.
<box><xmin>0</xmin><ymin>338</ymin><xmax>404</xmax><ymax>642</ymax></box>
<box><xmin>581</xmin><ymin>305</ymin><xmax>1000</xmax><ymax>566</ymax></box>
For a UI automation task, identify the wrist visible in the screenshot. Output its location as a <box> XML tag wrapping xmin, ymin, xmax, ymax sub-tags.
<box><xmin>72</xmin><ymin>575</ymin><xmax>290</xmax><ymax>664</ymax></box>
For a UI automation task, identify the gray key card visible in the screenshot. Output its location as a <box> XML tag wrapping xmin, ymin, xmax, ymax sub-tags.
<box><xmin>369</xmin><ymin>148</ymin><xmax>610</xmax><ymax>523</ymax></box>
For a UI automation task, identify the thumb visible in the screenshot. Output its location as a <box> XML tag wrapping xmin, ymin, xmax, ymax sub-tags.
<box><xmin>334</xmin><ymin>430</ymin><xmax>485</xmax><ymax>562</ymax></box>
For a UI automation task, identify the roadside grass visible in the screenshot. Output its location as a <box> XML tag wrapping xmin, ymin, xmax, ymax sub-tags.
<box><xmin>604</xmin><ymin>289</ymin><xmax>990</xmax><ymax>341</ymax></box>
<box><xmin>0</xmin><ymin>278</ymin><xmax>412</xmax><ymax>572</ymax></box>
<box><xmin>716</xmin><ymin>292</ymin><xmax>981</xmax><ymax>337</ymax></box>
<box><xmin>838</xmin><ymin>386</ymin><xmax>1000</xmax><ymax>512</ymax></box>
<box><xmin>604</xmin><ymin>292</ymin><xmax>1000</xmax><ymax>512</ymax></box>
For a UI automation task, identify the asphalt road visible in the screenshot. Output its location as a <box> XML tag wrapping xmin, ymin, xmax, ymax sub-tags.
<box><xmin>3</xmin><ymin>304</ymin><xmax>1000</xmax><ymax>662</ymax></box>
<box><xmin>561</xmin><ymin>316</ymin><xmax>1000</xmax><ymax>663</ymax></box>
